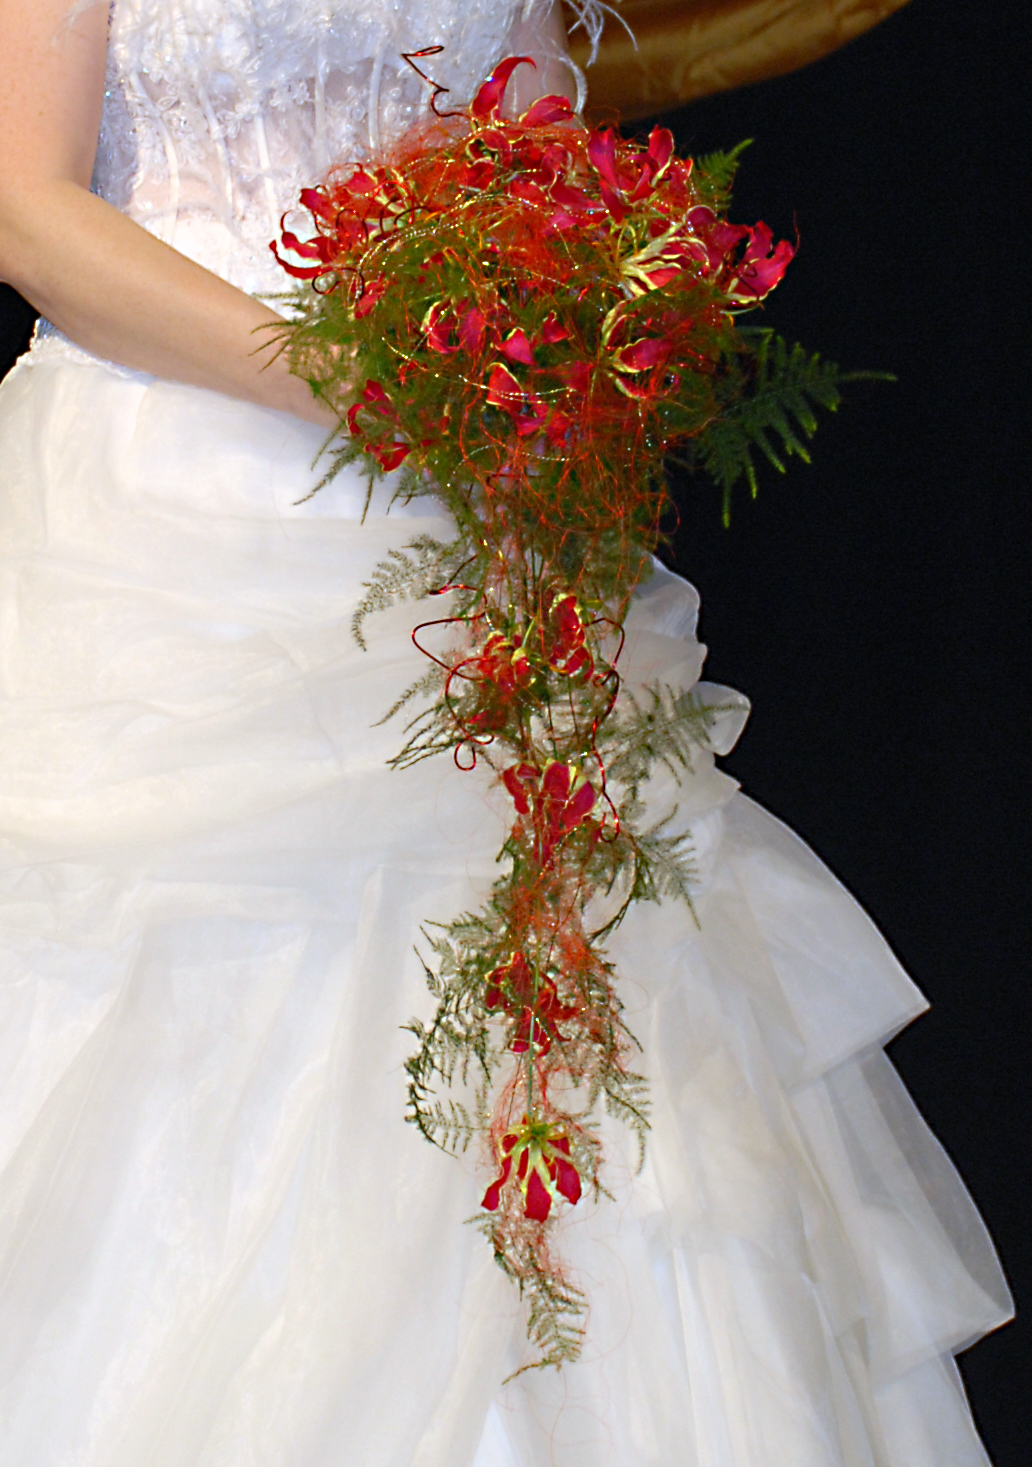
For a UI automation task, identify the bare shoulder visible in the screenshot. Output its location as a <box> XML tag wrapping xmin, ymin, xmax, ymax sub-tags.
<box><xmin>0</xmin><ymin>0</ymin><xmax>109</xmax><ymax>192</ymax></box>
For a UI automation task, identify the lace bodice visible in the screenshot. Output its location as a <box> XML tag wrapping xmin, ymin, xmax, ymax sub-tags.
<box><xmin>91</xmin><ymin>0</ymin><xmax>528</xmax><ymax>296</ymax></box>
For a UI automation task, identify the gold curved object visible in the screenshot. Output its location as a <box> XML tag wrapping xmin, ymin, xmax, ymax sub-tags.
<box><xmin>566</xmin><ymin>0</ymin><xmax>912</xmax><ymax>118</ymax></box>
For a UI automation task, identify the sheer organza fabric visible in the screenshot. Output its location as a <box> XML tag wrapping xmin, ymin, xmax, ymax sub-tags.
<box><xmin>0</xmin><ymin>352</ymin><xmax>1010</xmax><ymax>1463</ymax></box>
<box><xmin>0</xmin><ymin>0</ymin><xmax>1011</xmax><ymax>1461</ymax></box>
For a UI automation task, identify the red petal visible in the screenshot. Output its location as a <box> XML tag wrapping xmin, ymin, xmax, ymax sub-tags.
<box><xmin>471</xmin><ymin>55</ymin><xmax>535</xmax><ymax>120</ymax></box>
<box><xmin>587</xmin><ymin>128</ymin><xmax>620</xmax><ymax>190</ymax></box>
<box><xmin>686</xmin><ymin>205</ymin><xmax>717</xmax><ymax>231</ymax></box>
<box><xmin>564</xmin><ymin>780</ymin><xmax>597</xmax><ymax>826</ymax></box>
<box><xmin>502</xmin><ymin>764</ymin><xmax>532</xmax><ymax>814</ymax></box>
<box><xmin>514</xmin><ymin>395</ymin><xmax>549</xmax><ymax>435</ymax></box>
<box><xmin>341</xmin><ymin>167</ymin><xmax>378</xmax><ymax>197</ymax></box>
<box><xmin>542</xmin><ymin>762</ymin><xmax>573</xmax><ymax>802</ymax></box>
<box><xmin>425</xmin><ymin>304</ymin><xmax>457</xmax><ymax>354</ymax></box>
<box><xmin>362</xmin><ymin>380</ymin><xmax>390</xmax><ymax>405</ymax></box>
<box><xmin>613</xmin><ymin>376</ymin><xmax>656</xmax><ymax>400</ymax></box>
<box><xmin>647</xmin><ymin>126</ymin><xmax>674</xmax><ymax>177</ymax></box>
<box><xmin>541</xmin><ymin>313</ymin><xmax>570</xmax><ymax>344</ymax></box>
<box><xmin>371</xmin><ymin>442</ymin><xmax>410</xmax><ymax>471</ymax></box>
<box><xmin>520</xmin><ymin>94</ymin><xmax>574</xmax><ymax>127</ymax></box>
<box><xmin>270</xmin><ymin>245</ymin><xmax>325</xmax><ymax>280</ymax></box>
<box><xmin>508</xmin><ymin>179</ymin><xmax>549</xmax><ymax>207</ymax></box>
<box><xmin>734</xmin><ymin>234</ymin><xmax>794</xmax><ymax>300</ymax></box>
<box><xmin>639</xmin><ymin>265</ymin><xmax>682</xmax><ymax>290</ymax></box>
<box><xmin>278</xmin><ymin>229</ymin><xmax>326</xmax><ymax>260</ymax></box>
<box><xmin>559</xmin><ymin>645</ymin><xmax>592</xmax><ymax>678</ymax></box>
<box><xmin>553</xmin><ymin>1155</ymin><xmax>582</xmax><ymax>1206</ymax></box>
<box><xmin>510</xmin><ymin>954</ymin><xmax>534</xmax><ymax>996</ymax></box>
<box><xmin>500</xmin><ymin>329</ymin><xmax>534</xmax><ymax>366</ymax></box>
<box><xmin>457</xmin><ymin>158</ymin><xmax>497</xmax><ymax>190</ymax></box>
<box><xmin>524</xmin><ymin>1169</ymin><xmax>552</xmax><ymax>1221</ymax></box>
<box><xmin>551</xmin><ymin>593</ymin><xmax>578</xmax><ymax>628</ymax></box>
<box><xmin>599</xmin><ymin>181</ymin><xmax>630</xmax><ymax>222</ymax></box>
<box><xmin>614</xmin><ymin>336</ymin><xmax>671</xmax><ymax>372</ymax></box>
<box><xmin>549</xmin><ymin>181</ymin><xmax>605</xmax><ymax>216</ymax></box>
<box><xmin>354</xmin><ymin>279</ymin><xmax>387</xmax><ymax>318</ymax></box>
<box><xmin>299</xmin><ymin>186</ymin><xmax>336</xmax><ymax>222</ymax></box>
<box><xmin>481</xmin><ymin>1151</ymin><xmax>513</xmax><ymax>1210</ymax></box>
<box><xmin>459</xmin><ymin>308</ymin><xmax>487</xmax><ymax>355</ymax></box>
<box><xmin>476</xmin><ymin>127</ymin><xmax>513</xmax><ymax>158</ymax></box>
<box><xmin>486</xmin><ymin>363</ymin><xmax>523</xmax><ymax>409</ymax></box>
<box><xmin>545</xmin><ymin>411</ymin><xmax>572</xmax><ymax>446</ymax></box>
<box><xmin>709</xmin><ymin>220</ymin><xmax>750</xmax><ymax>257</ymax></box>
<box><xmin>742</xmin><ymin>220</ymin><xmax>774</xmax><ymax>263</ymax></box>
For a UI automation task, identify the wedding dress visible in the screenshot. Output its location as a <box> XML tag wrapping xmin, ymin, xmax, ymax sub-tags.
<box><xmin>0</xmin><ymin>2</ymin><xmax>1012</xmax><ymax>1463</ymax></box>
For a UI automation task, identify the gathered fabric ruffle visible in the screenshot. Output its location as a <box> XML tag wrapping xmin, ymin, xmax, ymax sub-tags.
<box><xmin>0</xmin><ymin>352</ymin><xmax>1010</xmax><ymax>1465</ymax></box>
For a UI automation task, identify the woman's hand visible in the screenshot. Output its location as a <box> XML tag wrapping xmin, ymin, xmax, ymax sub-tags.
<box><xmin>0</xmin><ymin>0</ymin><xmax>336</xmax><ymax>425</ymax></box>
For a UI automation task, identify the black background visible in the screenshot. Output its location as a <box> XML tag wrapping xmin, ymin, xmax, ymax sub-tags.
<box><xmin>1</xmin><ymin>0</ymin><xmax>1028</xmax><ymax>1458</ymax></box>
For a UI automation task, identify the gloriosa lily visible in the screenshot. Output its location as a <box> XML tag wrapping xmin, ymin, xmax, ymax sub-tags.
<box><xmin>481</xmin><ymin>1117</ymin><xmax>583</xmax><ymax>1222</ymax></box>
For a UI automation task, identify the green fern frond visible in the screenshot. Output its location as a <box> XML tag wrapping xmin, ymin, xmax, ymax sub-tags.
<box><xmin>691</xmin><ymin>329</ymin><xmax>893</xmax><ymax>524</ymax></box>
<box><xmin>351</xmin><ymin>534</ymin><xmax>465</xmax><ymax>649</ymax></box>
<box><xmin>694</xmin><ymin>139</ymin><xmax>752</xmax><ymax>212</ymax></box>
<box><xmin>373</xmin><ymin>666</ymin><xmax>444</xmax><ymax>728</ymax></box>
<box><xmin>602</xmin><ymin>683</ymin><xmax>724</xmax><ymax>795</ymax></box>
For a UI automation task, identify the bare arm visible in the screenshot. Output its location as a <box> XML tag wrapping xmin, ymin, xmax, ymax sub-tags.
<box><xmin>506</xmin><ymin>0</ymin><xmax>578</xmax><ymax>114</ymax></box>
<box><xmin>0</xmin><ymin>0</ymin><xmax>330</xmax><ymax>422</ymax></box>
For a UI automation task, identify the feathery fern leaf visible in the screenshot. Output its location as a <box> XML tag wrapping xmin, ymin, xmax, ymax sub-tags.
<box><xmin>351</xmin><ymin>534</ymin><xmax>465</xmax><ymax>649</ymax></box>
<box><xmin>687</xmin><ymin>328</ymin><xmax>891</xmax><ymax>523</ymax></box>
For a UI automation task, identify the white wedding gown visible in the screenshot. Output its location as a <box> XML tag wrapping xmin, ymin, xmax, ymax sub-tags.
<box><xmin>0</xmin><ymin>2</ymin><xmax>1012</xmax><ymax>1463</ymax></box>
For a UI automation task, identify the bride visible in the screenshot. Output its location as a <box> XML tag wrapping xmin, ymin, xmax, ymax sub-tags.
<box><xmin>0</xmin><ymin>1</ymin><xmax>1012</xmax><ymax>1463</ymax></box>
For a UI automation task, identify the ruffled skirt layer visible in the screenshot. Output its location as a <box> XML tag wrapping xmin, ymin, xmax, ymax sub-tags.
<box><xmin>0</xmin><ymin>350</ymin><xmax>1011</xmax><ymax>1465</ymax></box>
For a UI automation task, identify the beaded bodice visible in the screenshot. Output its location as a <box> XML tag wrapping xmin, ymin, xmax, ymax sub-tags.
<box><xmin>92</xmin><ymin>0</ymin><xmax>524</xmax><ymax>294</ymax></box>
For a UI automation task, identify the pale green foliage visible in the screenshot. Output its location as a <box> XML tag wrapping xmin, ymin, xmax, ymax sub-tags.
<box><xmin>351</xmin><ymin>534</ymin><xmax>467</xmax><ymax>649</ymax></box>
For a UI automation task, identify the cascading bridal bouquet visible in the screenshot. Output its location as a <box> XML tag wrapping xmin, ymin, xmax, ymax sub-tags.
<box><xmin>272</xmin><ymin>50</ymin><xmax>862</xmax><ymax>1371</ymax></box>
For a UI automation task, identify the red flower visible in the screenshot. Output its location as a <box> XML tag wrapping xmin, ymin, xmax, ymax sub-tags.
<box><xmin>370</xmin><ymin>442</ymin><xmax>410</xmax><ymax>471</ymax></box>
<box><xmin>354</xmin><ymin>278</ymin><xmax>387</xmax><ymax>318</ymax></box>
<box><xmin>587</xmin><ymin>124</ymin><xmax>676</xmax><ymax>220</ymax></box>
<box><xmin>481</xmin><ymin>1119</ymin><xmax>582</xmax><ymax>1222</ymax></box>
<box><xmin>540</xmin><ymin>313</ymin><xmax>570</xmax><ymax>345</ymax></box>
<box><xmin>471</xmin><ymin>632</ymin><xmax>531</xmax><ymax>693</ymax></box>
<box><xmin>724</xmin><ymin>222</ymin><xmax>795</xmax><ymax>303</ymax></box>
<box><xmin>502</xmin><ymin>761</ymin><xmax>598</xmax><ymax>866</ymax></box>
<box><xmin>270</xmin><ymin>223</ymin><xmax>336</xmax><ymax>279</ymax></box>
<box><xmin>345</xmin><ymin>380</ymin><xmax>411</xmax><ymax>472</ymax></box>
<box><xmin>423</xmin><ymin>300</ymin><xmax>459</xmax><ymax>354</ymax></box>
<box><xmin>611</xmin><ymin>334</ymin><xmax>675</xmax><ymax>374</ymax></box>
<box><xmin>681</xmin><ymin>208</ymin><xmax>794</xmax><ymax>302</ymax></box>
<box><xmin>544</xmin><ymin>593</ymin><xmax>593</xmax><ymax>678</ymax></box>
<box><xmin>484</xmin><ymin>952</ymin><xmax>577</xmax><ymax>1055</ymax></box>
<box><xmin>520</xmin><ymin>94</ymin><xmax>574</xmax><ymax>127</ymax></box>
<box><xmin>454</xmin><ymin>632</ymin><xmax>532</xmax><ymax>734</ymax></box>
<box><xmin>470</xmin><ymin>55</ymin><xmax>535</xmax><ymax>120</ymax></box>
<box><xmin>486</xmin><ymin>364</ymin><xmax>549</xmax><ymax>436</ymax></box>
<box><xmin>500</xmin><ymin>329</ymin><xmax>535</xmax><ymax>366</ymax></box>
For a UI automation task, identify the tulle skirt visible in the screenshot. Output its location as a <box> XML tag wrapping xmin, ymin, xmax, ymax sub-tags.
<box><xmin>0</xmin><ymin>343</ymin><xmax>1011</xmax><ymax>1465</ymax></box>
